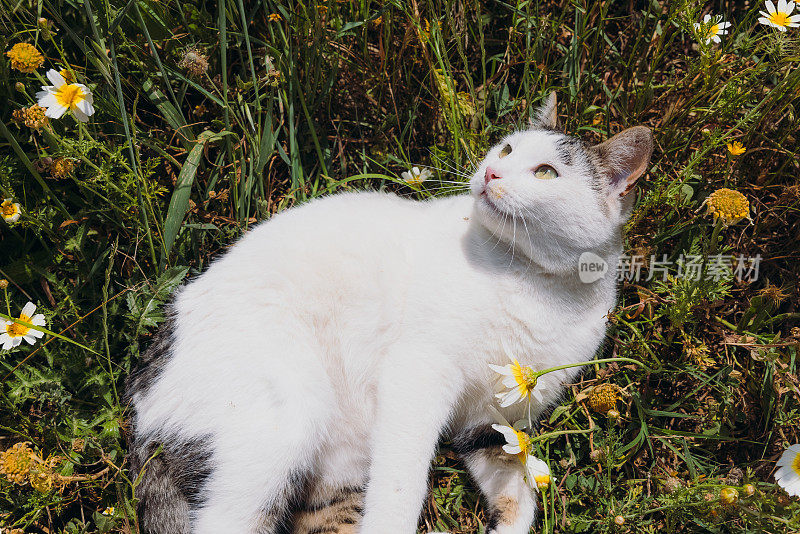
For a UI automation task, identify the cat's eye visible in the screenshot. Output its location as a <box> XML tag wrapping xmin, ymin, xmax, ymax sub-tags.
<box><xmin>499</xmin><ymin>144</ymin><xmax>512</xmax><ymax>158</ymax></box>
<box><xmin>533</xmin><ymin>165</ymin><xmax>558</xmax><ymax>180</ymax></box>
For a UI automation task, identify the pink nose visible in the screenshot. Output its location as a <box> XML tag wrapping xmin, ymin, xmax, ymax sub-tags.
<box><xmin>484</xmin><ymin>166</ymin><xmax>501</xmax><ymax>185</ymax></box>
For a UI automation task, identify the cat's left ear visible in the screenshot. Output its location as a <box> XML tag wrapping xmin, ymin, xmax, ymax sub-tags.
<box><xmin>531</xmin><ymin>92</ymin><xmax>558</xmax><ymax>129</ymax></box>
<box><xmin>590</xmin><ymin>125</ymin><xmax>653</xmax><ymax>209</ymax></box>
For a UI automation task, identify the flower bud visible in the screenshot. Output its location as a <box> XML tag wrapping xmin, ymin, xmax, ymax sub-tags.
<box><xmin>720</xmin><ymin>487</ymin><xmax>738</xmax><ymax>505</ymax></box>
<box><xmin>0</xmin><ymin>279</ymin><xmax>8</xmax><ymax>289</ymax></box>
<box><xmin>614</xmin><ymin>515</ymin><xmax>625</xmax><ymax>526</ymax></box>
<box><xmin>742</xmin><ymin>483</ymin><xmax>755</xmax><ymax>497</ymax></box>
<box><xmin>15</xmin><ymin>82</ymin><xmax>26</xmax><ymax>93</ymax></box>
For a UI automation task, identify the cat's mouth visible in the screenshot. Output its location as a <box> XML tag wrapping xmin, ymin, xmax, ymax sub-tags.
<box><xmin>479</xmin><ymin>190</ymin><xmax>507</xmax><ymax>217</ymax></box>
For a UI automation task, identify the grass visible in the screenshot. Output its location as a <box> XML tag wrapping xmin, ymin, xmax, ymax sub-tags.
<box><xmin>1</xmin><ymin>0</ymin><xmax>799</xmax><ymax>532</ymax></box>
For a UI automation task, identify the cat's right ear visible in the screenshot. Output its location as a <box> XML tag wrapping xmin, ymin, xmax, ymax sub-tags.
<box><xmin>590</xmin><ymin>125</ymin><xmax>653</xmax><ymax>211</ymax></box>
<box><xmin>531</xmin><ymin>92</ymin><xmax>558</xmax><ymax>129</ymax></box>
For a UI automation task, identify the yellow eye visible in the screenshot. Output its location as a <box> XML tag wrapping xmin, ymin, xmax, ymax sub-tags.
<box><xmin>533</xmin><ymin>165</ymin><xmax>558</xmax><ymax>179</ymax></box>
<box><xmin>499</xmin><ymin>144</ymin><xmax>512</xmax><ymax>158</ymax></box>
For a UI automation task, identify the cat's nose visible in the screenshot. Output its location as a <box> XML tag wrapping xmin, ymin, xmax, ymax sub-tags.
<box><xmin>484</xmin><ymin>166</ymin><xmax>502</xmax><ymax>185</ymax></box>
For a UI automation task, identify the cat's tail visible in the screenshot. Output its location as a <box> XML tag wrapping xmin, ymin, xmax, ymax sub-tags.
<box><xmin>129</xmin><ymin>440</ymin><xmax>192</xmax><ymax>534</ymax></box>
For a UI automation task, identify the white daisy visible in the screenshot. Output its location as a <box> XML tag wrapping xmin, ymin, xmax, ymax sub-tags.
<box><xmin>759</xmin><ymin>0</ymin><xmax>800</xmax><ymax>31</ymax></box>
<box><xmin>1</xmin><ymin>198</ymin><xmax>21</xmax><ymax>223</ymax></box>
<box><xmin>0</xmin><ymin>302</ymin><xmax>47</xmax><ymax>350</ymax></box>
<box><xmin>775</xmin><ymin>443</ymin><xmax>800</xmax><ymax>497</ymax></box>
<box><xmin>401</xmin><ymin>166</ymin><xmax>432</xmax><ymax>186</ymax></box>
<box><xmin>693</xmin><ymin>14</ymin><xmax>731</xmax><ymax>44</ymax></box>
<box><xmin>489</xmin><ymin>359</ymin><xmax>546</xmax><ymax>407</ymax></box>
<box><xmin>491</xmin><ymin>424</ymin><xmax>531</xmax><ymax>456</ymax></box>
<box><xmin>525</xmin><ymin>455</ymin><xmax>554</xmax><ymax>491</ymax></box>
<box><xmin>36</xmin><ymin>69</ymin><xmax>95</xmax><ymax>122</ymax></box>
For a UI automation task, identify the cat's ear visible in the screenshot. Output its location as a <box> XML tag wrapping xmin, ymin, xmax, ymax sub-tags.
<box><xmin>531</xmin><ymin>92</ymin><xmax>558</xmax><ymax>129</ymax></box>
<box><xmin>590</xmin><ymin>125</ymin><xmax>653</xmax><ymax>209</ymax></box>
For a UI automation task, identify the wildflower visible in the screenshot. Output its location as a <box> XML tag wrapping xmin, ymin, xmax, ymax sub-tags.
<box><xmin>268</xmin><ymin>13</ymin><xmax>282</xmax><ymax>22</ymax></box>
<box><xmin>727</xmin><ymin>141</ymin><xmax>746</xmax><ymax>156</ymax></box>
<box><xmin>759</xmin><ymin>0</ymin><xmax>800</xmax><ymax>31</ymax></box>
<box><xmin>0</xmin><ymin>302</ymin><xmax>47</xmax><ymax>350</ymax></box>
<box><xmin>489</xmin><ymin>359</ymin><xmax>548</xmax><ymax>407</ymax></box>
<box><xmin>701</xmin><ymin>188</ymin><xmax>750</xmax><ymax>226</ymax></box>
<box><xmin>317</xmin><ymin>5</ymin><xmax>328</xmax><ymax>15</ymax></box>
<box><xmin>6</xmin><ymin>43</ymin><xmax>45</xmax><ymax>73</ymax></box>
<box><xmin>38</xmin><ymin>17</ymin><xmax>53</xmax><ymax>39</ymax></box>
<box><xmin>590</xmin><ymin>449</ymin><xmax>604</xmax><ymax>462</ymax></box>
<box><xmin>742</xmin><ymin>483</ymin><xmax>756</xmax><ymax>497</ymax></box>
<box><xmin>401</xmin><ymin>166</ymin><xmax>433</xmax><ymax>187</ymax></box>
<box><xmin>525</xmin><ymin>455</ymin><xmax>552</xmax><ymax>491</ymax></box>
<box><xmin>662</xmin><ymin>476</ymin><xmax>683</xmax><ymax>494</ymax></box>
<box><xmin>36</xmin><ymin>69</ymin><xmax>95</xmax><ymax>122</ymax></box>
<box><xmin>774</xmin><ymin>443</ymin><xmax>800</xmax><ymax>497</ymax></box>
<box><xmin>50</xmin><ymin>157</ymin><xmax>76</xmax><ymax>179</ymax></box>
<box><xmin>178</xmin><ymin>47</ymin><xmax>209</xmax><ymax>78</ymax></box>
<box><xmin>29</xmin><ymin>469</ymin><xmax>54</xmax><ymax>493</ymax></box>
<box><xmin>0</xmin><ymin>279</ymin><xmax>8</xmax><ymax>289</ymax></box>
<box><xmin>588</xmin><ymin>383</ymin><xmax>621</xmax><ymax>414</ymax></box>
<box><xmin>12</xmin><ymin>104</ymin><xmax>49</xmax><ymax>130</ymax></box>
<box><xmin>102</xmin><ymin>506</ymin><xmax>116</xmax><ymax>515</ymax></box>
<box><xmin>491</xmin><ymin>424</ymin><xmax>531</xmax><ymax>457</ymax></box>
<box><xmin>606</xmin><ymin>408</ymin><xmax>621</xmax><ymax>421</ymax></box>
<box><xmin>15</xmin><ymin>82</ymin><xmax>26</xmax><ymax>93</ymax></box>
<box><xmin>720</xmin><ymin>487</ymin><xmax>738</xmax><ymax>505</ymax></box>
<box><xmin>694</xmin><ymin>14</ymin><xmax>731</xmax><ymax>44</ymax></box>
<box><xmin>0</xmin><ymin>442</ymin><xmax>36</xmax><ymax>484</ymax></box>
<box><xmin>614</xmin><ymin>515</ymin><xmax>625</xmax><ymax>526</ymax></box>
<box><xmin>1</xmin><ymin>199</ymin><xmax>22</xmax><ymax>223</ymax></box>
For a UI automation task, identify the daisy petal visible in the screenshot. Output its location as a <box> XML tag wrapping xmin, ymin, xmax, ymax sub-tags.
<box><xmin>21</xmin><ymin>302</ymin><xmax>37</xmax><ymax>317</ymax></box>
<box><xmin>46</xmin><ymin>68</ymin><xmax>66</xmax><ymax>87</ymax></box>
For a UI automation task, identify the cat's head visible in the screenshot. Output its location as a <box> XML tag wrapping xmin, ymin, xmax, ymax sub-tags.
<box><xmin>470</xmin><ymin>93</ymin><xmax>653</xmax><ymax>275</ymax></box>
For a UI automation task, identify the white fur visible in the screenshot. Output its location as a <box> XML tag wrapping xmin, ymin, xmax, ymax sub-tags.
<box><xmin>132</xmin><ymin>124</ymin><xmax>645</xmax><ymax>533</ymax></box>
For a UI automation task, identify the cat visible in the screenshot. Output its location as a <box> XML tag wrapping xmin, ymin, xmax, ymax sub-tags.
<box><xmin>126</xmin><ymin>93</ymin><xmax>653</xmax><ymax>534</ymax></box>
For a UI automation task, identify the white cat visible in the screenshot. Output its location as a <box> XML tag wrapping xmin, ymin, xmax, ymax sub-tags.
<box><xmin>126</xmin><ymin>94</ymin><xmax>652</xmax><ymax>534</ymax></box>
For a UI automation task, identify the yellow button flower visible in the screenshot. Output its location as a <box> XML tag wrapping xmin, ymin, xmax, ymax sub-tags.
<box><xmin>36</xmin><ymin>69</ymin><xmax>95</xmax><ymax>122</ymax></box>
<box><xmin>0</xmin><ymin>442</ymin><xmax>36</xmax><ymax>484</ymax></box>
<box><xmin>702</xmin><ymin>188</ymin><xmax>750</xmax><ymax>226</ymax></box>
<box><xmin>268</xmin><ymin>13</ymin><xmax>282</xmax><ymax>22</ymax></box>
<box><xmin>6</xmin><ymin>43</ymin><xmax>45</xmax><ymax>73</ymax></box>
<box><xmin>12</xmin><ymin>104</ymin><xmax>49</xmax><ymax>130</ymax></box>
<box><xmin>588</xmin><ymin>383</ymin><xmax>621</xmax><ymax>414</ymax></box>
<box><xmin>1</xmin><ymin>302</ymin><xmax>47</xmax><ymax>350</ymax></box>
<box><xmin>1</xmin><ymin>198</ymin><xmax>22</xmax><ymax>223</ymax></box>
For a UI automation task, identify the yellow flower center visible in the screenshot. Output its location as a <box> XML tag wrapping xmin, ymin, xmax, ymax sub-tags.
<box><xmin>511</xmin><ymin>360</ymin><xmax>538</xmax><ymax>398</ymax></box>
<box><xmin>707</xmin><ymin>24</ymin><xmax>719</xmax><ymax>37</ymax></box>
<box><xmin>514</xmin><ymin>430</ymin><xmax>531</xmax><ymax>457</ymax></box>
<box><xmin>55</xmin><ymin>83</ymin><xmax>85</xmax><ymax>109</ymax></box>
<box><xmin>6</xmin><ymin>314</ymin><xmax>32</xmax><ymax>338</ymax></box>
<box><xmin>792</xmin><ymin>451</ymin><xmax>800</xmax><ymax>476</ymax></box>
<box><xmin>535</xmin><ymin>474</ymin><xmax>551</xmax><ymax>488</ymax></box>
<box><xmin>1</xmin><ymin>202</ymin><xmax>17</xmax><ymax>217</ymax></box>
<box><xmin>768</xmin><ymin>12</ymin><xmax>790</xmax><ymax>27</ymax></box>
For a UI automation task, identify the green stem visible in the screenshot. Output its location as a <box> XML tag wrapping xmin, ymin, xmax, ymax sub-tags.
<box><xmin>535</xmin><ymin>356</ymin><xmax>661</xmax><ymax>378</ymax></box>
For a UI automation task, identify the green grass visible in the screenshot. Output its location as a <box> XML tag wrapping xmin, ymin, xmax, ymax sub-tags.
<box><xmin>1</xmin><ymin>0</ymin><xmax>799</xmax><ymax>532</ymax></box>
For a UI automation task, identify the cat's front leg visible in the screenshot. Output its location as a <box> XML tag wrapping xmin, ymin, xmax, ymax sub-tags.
<box><xmin>358</xmin><ymin>351</ymin><xmax>462</xmax><ymax>534</ymax></box>
<box><xmin>455</xmin><ymin>425</ymin><xmax>537</xmax><ymax>534</ymax></box>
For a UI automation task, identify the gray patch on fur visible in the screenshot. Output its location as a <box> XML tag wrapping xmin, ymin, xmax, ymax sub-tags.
<box><xmin>451</xmin><ymin>424</ymin><xmax>506</xmax><ymax>456</ymax></box>
<box><xmin>129</xmin><ymin>435</ymin><xmax>214</xmax><ymax>534</ymax></box>
<box><xmin>126</xmin><ymin>315</ymin><xmax>175</xmax><ymax>400</ymax></box>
